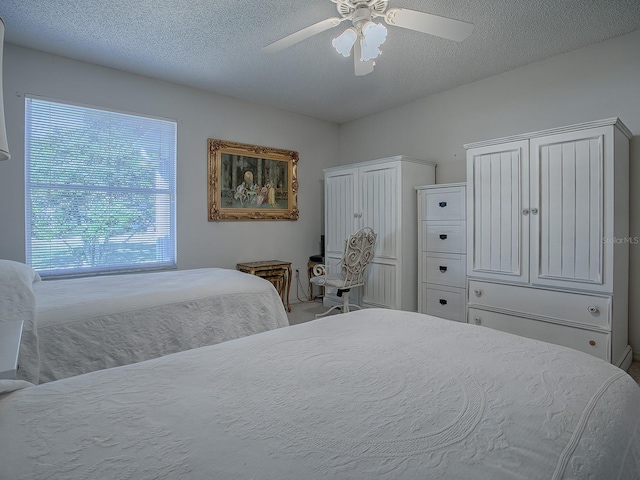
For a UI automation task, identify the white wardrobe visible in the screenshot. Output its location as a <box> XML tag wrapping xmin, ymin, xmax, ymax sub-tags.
<box><xmin>323</xmin><ymin>156</ymin><xmax>436</xmax><ymax>311</ymax></box>
<box><xmin>465</xmin><ymin>118</ymin><xmax>632</xmax><ymax>369</ymax></box>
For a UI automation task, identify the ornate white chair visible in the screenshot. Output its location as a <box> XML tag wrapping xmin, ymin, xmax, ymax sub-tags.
<box><xmin>310</xmin><ymin>227</ymin><xmax>377</xmax><ymax>318</ymax></box>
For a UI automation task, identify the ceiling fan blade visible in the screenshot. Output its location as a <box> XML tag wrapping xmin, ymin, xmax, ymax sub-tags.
<box><xmin>384</xmin><ymin>8</ymin><xmax>473</xmax><ymax>42</ymax></box>
<box><xmin>354</xmin><ymin>41</ymin><xmax>374</xmax><ymax>76</ymax></box>
<box><xmin>263</xmin><ymin>17</ymin><xmax>344</xmax><ymax>53</ymax></box>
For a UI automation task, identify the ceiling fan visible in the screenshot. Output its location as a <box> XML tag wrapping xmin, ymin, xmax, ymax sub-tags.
<box><xmin>263</xmin><ymin>0</ymin><xmax>474</xmax><ymax>76</ymax></box>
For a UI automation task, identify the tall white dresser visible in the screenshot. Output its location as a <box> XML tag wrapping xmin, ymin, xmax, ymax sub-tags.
<box><xmin>465</xmin><ymin>118</ymin><xmax>632</xmax><ymax>369</ymax></box>
<box><xmin>323</xmin><ymin>156</ymin><xmax>436</xmax><ymax>311</ymax></box>
<box><xmin>416</xmin><ymin>183</ymin><xmax>466</xmax><ymax>321</ymax></box>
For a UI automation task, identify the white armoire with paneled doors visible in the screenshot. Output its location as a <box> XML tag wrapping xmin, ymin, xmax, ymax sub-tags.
<box><xmin>465</xmin><ymin>118</ymin><xmax>632</xmax><ymax>369</ymax></box>
<box><xmin>323</xmin><ymin>156</ymin><xmax>436</xmax><ymax>311</ymax></box>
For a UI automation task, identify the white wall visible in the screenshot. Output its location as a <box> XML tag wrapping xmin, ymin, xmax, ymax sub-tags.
<box><xmin>0</xmin><ymin>45</ymin><xmax>338</xmax><ymax>296</ymax></box>
<box><xmin>339</xmin><ymin>29</ymin><xmax>640</xmax><ymax>357</ymax></box>
<box><xmin>3</xmin><ymin>30</ymin><xmax>640</xmax><ymax>345</ymax></box>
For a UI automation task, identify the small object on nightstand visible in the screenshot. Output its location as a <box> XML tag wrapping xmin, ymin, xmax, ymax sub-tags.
<box><xmin>0</xmin><ymin>320</ymin><xmax>24</xmax><ymax>379</ymax></box>
<box><xmin>236</xmin><ymin>260</ymin><xmax>292</xmax><ymax>312</ymax></box>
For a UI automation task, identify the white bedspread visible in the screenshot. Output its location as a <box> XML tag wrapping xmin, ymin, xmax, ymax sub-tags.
<box><xmin>0</xmin><ymin>260</ymin><xmax>40</xmax><ymax>384</ymax></box>
<box><xmin>0</xmin><ymin>309</ymin><xmax>638</xmax><ymax>480</ymax></box>
<box><xmin>32</xmin><ymin>268</ymin><xmax>288</xmax><ymax>382</ymax></box>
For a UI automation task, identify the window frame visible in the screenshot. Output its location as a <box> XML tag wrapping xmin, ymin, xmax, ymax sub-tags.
<box><xmin>24</xmin><ymin>95</ymin><xmax>177</xmax><ymax>278</ymax></box>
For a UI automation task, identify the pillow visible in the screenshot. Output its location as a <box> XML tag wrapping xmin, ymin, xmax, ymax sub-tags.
<box><xmin>0</xmin><ymin>259</ymin><xmax>41</xmax><ymax>284</ymax></box>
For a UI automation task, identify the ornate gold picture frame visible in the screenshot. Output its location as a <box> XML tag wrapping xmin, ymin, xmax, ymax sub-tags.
<box><xmin>208</xmin><ymin>139</ymin><xmax>299</xmax><ymax>221</ymax></box>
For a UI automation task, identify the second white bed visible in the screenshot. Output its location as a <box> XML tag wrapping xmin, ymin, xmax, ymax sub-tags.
<box><xmin>33</xmin><ymin>267</ymin><xmax>289</xmax><ymax>382</ymax></box>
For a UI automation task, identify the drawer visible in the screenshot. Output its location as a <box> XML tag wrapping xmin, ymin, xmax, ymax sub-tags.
<box><xmin>424</xmin><ymin>253</ymin><xmax>465</xmax><ymax>288</ymax></box>
<box><xmin>421</xmin><ymin>187</ymin><xmax>465</xmax><ymax>221</ymax></box>
<box><xmin>423</xmin><ymin>222</ymin><xmax>465</xmax><ymax>254</ymax></box>
<box><xmin>468</xmin><ymin>280</ymin><xmax>611</xmax><ymax>329</ymax></box>
<box><xmin>467</xmin><ymin>307</ymin><xmax>610</xmax><ymax>361</ymax></box>
<box><xmin>422</xmin><ymin>284</ymin><xmax>465</xmax><ymax>322</ymax></box>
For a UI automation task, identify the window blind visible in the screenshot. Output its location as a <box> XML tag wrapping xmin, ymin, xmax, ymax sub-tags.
<box><xmin>25</xmin><ymin>97</ymin><xmax>177</xmax><ymax>277</ymax></box>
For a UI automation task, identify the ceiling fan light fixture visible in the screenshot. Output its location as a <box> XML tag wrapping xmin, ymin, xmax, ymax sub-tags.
<box><xmin>360</xmin><ymin>21</ymin><xmax>387</xmax><ymax>61</ymax></box>
<box><xmin>263</xmin><ymin>0</ymin><xmax>474</xmax><ymax>77</ymax></box>
<box><xmin>332</xmin><ymin>27</ymin><xmax>358</xmax><ymax>57</ymax></box>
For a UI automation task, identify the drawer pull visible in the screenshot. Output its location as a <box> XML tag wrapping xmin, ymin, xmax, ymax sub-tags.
<box><xmin>587</xmin><ymin>306</ymin><xmax>599</xmax><ymax>314</ymax></box>
<box><xmin>474</xmin><ymin>317</ymin><xmax>481</xmax><ymax>325</ymax></box>
<box><xmin>439</xmin><ymin>201</ymin><xmax>447</xmax><ymax>207</ymax></box>
<box><xmin>439</xmin><ymin>234</ymin><xmax>448</xmax><ymax>240</ymax></box>
<box><xmin>439</xmin><ymin>299</ymin><xmax>448</xmax><ymax>305</ymax></box>
<box><xmin>589</xmin><ymin>340</ymin><xmax>596</xmax><ymax>347</ymax></box>
<box><xmin>474</xmin><ymin>289</ymin><xmax>482</xmax><ymax>297</ymax></box>
<box><xmin>439</xmin><ymin>266</ymin><xmax>448</xmax><ymax>273</ymax></box>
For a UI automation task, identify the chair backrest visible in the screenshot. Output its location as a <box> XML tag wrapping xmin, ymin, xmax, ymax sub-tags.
<box><xmin>341</xmin><ymin>227</ymin><xmax>377</xmax><ymax>288</ymax></box>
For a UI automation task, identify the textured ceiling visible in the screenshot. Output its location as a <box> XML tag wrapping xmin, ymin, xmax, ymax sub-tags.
<box><xmin>1</xmin><ymin>0</ymin><xmax>639</xmax><ymax>123</ymax></box>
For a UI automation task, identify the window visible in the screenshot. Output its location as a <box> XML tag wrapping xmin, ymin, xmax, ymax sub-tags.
<box><xmin>25</xmin><ymin>97</ymin><xmax>177</xmax><ymax>277</ymax></box>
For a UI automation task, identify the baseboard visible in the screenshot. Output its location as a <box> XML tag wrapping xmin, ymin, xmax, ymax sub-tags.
<box><xmin>633</xmin><ymin>351</ymin><xmax>640</xmax><ymax>363</ymax></box>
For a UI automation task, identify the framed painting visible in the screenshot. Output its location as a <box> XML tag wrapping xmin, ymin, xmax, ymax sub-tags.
<box><xmin>208</xmin><ymin>139</ymin><xmax>299</xmax><ymax>221</ymax></box>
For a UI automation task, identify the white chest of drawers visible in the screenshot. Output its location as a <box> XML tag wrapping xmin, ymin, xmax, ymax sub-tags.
<box><xmin>416</xmin><ymin>183</ymin><xmax>466</xmax><ymax>321</ymax></box>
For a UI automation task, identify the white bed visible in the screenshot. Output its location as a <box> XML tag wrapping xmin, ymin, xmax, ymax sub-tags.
<box><xmin>0</xmin><ymin>260</ymin><xmax>289</xmax><ymax>384</ymax></box>
<box><xmin>1</xmin><ymin>308</ymin><xmax>638</xmax><ymax>480</ymax></box>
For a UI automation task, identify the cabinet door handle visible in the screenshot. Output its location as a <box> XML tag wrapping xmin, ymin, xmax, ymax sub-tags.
<box><xmin>439</xmin><ymin>266</ymin><xmax>448</xmax><ymax>273</ymax></box>
<box><xmin>439</xmin><ymin>299</ymin><xmax>448</xmax><ymax>305</ymax></box>
<box><xmin>439</xmin><ymin>201</ymin><xmax>447</xmax><ymax>207</ymax></box>
<box><xmin>439</xmin><ymin>234</ymin><xmax>448</xmax><ymax>240</ymax></box>
<box><xmin>522</xmin><ymin>208</ymin><xmax>529</xmax><ymax>215</ymax></box>
<box><xmin>474</xmin><ymin>317</ymin><xmax>481</xmax><ymax>325</ymax></box>
<box><xmin>474</xmin><ymin>289</ymin><xmax>482</xmax><ymax>297</ymax></box>
<box><xmin>531</xmin><ymin>208</ymin><xmax>539</xmax><ymax>215</ymax></box>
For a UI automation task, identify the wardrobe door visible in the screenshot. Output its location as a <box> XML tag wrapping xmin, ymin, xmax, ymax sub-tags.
<box><xmin>529</xmin><ymin>127</ymin><xmax>611</xmax><ymax>293</ymax></box>
<box><xmin>466</xmin><ymin>140</ymin><xmax>530</xmax><ymax>283</ymax></box>
<box><xmin>324</xmin><ymin>167</ymin><xmax>359</xmax><ymax>259</ymax></box>
<box><xmin>358</xmin><ymin>162</ymin><xmax>401</xmax><ymax>308</ymax></box>
<box><xmin>323</xmin><ymin>168</ymin><xmax>360</xmax><ymax>304</ymax></box>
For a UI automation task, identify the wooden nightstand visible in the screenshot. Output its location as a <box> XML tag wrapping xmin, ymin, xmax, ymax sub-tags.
<box><xmin>0</xmin><ymin>321</ymin><xmax>24</xmax><ymax>379</ymax></box>
<box><xmin>237</xmin><ymin>260</ymin><xmax>292</xmax><ymax>312</ymax></box>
